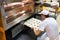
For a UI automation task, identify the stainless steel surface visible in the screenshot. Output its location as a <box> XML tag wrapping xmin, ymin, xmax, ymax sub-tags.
<box><xmin>12</xmin><ymin>23</ymin><xmax>24</xmax><ymax>38</ymax></box>
<box><xmin>0</xmin><ymin>4</ymin><xmax>8</xmax><ymax>30</ymax></box>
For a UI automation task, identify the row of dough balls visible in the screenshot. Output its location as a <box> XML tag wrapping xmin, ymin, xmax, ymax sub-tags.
<box><xmin>24</xmin><ymin>18</ymin><xmax>42</xmax><ymax>28</ymax></box>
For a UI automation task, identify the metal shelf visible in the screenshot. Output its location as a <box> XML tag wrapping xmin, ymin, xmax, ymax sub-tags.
<box><xmin>5</xmin><ymin>14</ymin><xmax>32</xmax><ymax>31</ymax></box>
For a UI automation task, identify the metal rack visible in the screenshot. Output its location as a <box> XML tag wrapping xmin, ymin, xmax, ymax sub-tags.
<box><xmin>1</xmin><ymin>0</ymin><xmax>34</xmax><ymax>31</ymax></box>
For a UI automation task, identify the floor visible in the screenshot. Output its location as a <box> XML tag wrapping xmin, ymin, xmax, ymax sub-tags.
<box><xmin>15</xmin><ymin>33</ymin><xmax>60</xmax><ymax>40</ymax></box>
<box><xmin>16</xmin><ymin>34</ymin><xmax>34</xmax><ymax>40</ymax></box>
<box><xmin>14</xmin><ymin>27</ymin><xmax>36</xmax><ymax>40</ymax></box>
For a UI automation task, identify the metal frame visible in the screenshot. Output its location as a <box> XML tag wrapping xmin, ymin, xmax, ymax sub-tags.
<box><xmin>0</xmin><ymin>2</ymin><xmax>7</xmax><ymax>30</ymax></box>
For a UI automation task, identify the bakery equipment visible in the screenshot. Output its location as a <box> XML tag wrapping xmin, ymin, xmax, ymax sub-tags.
<box><xmin>0</xmin><ymin>0</ymin><xmax>35</xmax><ymax>40</ymax></box>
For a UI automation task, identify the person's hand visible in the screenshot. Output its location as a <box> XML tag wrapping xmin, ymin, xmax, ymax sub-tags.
<box><xmin>30</xmin><ymin>27</ymin><xmax>34</xmax><ymax>30</ymax></box>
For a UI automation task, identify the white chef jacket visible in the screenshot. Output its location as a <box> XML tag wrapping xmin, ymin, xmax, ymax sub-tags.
<box><xmin>37</xmin><ymin>17</ymin><xmax>59</xmax><ymax>40</ymax></box>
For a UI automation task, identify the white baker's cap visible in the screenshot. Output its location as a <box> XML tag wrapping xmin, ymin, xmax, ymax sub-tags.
<box><xmin>39</xmin><ymin>10</ymin><xmax>50</xmax><ymax>15</ymax></box>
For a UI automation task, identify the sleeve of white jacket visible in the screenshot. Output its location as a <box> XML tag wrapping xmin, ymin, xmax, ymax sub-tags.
<box><xmin>38</xmin><ymin>21</ymin><xmax>47</xmax><ymax>31</ymax></box>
